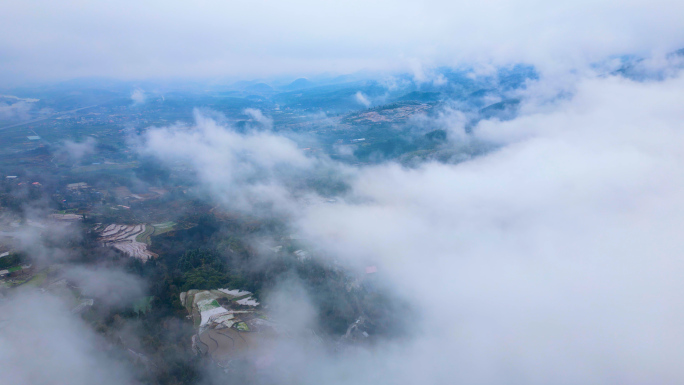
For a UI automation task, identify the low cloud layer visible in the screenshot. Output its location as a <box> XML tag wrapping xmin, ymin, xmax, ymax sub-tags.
<box><xmin>131</xmin><ymin>88</ymin><xmax>146</xmax><ymax>105</ymax></box>
<box><xmin>56</xmin><ymin>137</ymin><xmax>98</xmax><ymax>165</ymax></box>
<box><xmin>136</xmin><ymin>110</ymin><xmax>346</xmax><ymax>215</ymax></box>
<box><xmin>135</xmin><ymin>66</ymin><xmax>684</xmax><ymax>383</ymax></box>
<box><xmin>65</xmin><ymin>266</ymin><xmax>147</xmax><ymax>309</ymax></box>
<box><xmin>0</xmin><ymin>291</ymin><xmax>135</xmax><ymax>385</ymax></box>
<box><xmin>295</xmin><ymin>72</ymin><xmax>684</xmax><ymax>383</ymax></box>
<box><xmin>0</xmin><ymin>208</ymin><xmax>149</xmax><ymax>384</ymax></box>
<box><xmin>355</xmin><ymin>91</ymin><xmax>371</xmax><ymax>107</ymax></box>
<box><xmin>0</xmin><ymin>101</ymin><xmax>32</xmax><ymax>121</ymax></box>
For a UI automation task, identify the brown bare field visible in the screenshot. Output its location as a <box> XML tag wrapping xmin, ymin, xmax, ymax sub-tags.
<box><xmin>199</xmin><ymin>327</ymin><xmax>275</xmax><ymax>363</ymax></box>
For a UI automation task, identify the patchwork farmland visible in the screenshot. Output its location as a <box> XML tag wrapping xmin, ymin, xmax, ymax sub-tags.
<box><xmin>180</xmin><ymin>289</ymin><xmax>273</xmax><ymax>365</ymax></box>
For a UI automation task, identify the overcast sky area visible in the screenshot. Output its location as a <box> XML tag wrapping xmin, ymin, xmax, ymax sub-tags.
<box><xmin>1</xmin><ymin>0</ymin><xmax>684</xmax><ymax>83</ymax></box>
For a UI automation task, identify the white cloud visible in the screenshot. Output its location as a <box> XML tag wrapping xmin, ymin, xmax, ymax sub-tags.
<box><xmin>244</xmin><ymin>108</ymin><xmax>274</xmax><ymax>130</ymax></box>
<box><xmin>64</xmin><ymin>266</ymin><xmax>147</xmax><ymax>309</ymax></box>
<box><xmin>57</xmin><ymin>137</ymin><xmax>97</xmax><ymax>164</ymax></box>
<box><xmin>0</xmin><ymin>292</ymin><xmax>135</xmax><ymax>385</ymax></box>
<box><xmin>131</xmin><ymin>68</ymin><xmax>684</xmax><ymax>383</ymax></box>
<box><xmin>286</xmin><ymin>72</ymin><xmax>684</xmax><ymax>383</ymax></box>
<box><xmin>0</xmin><ymin>214</ymin><xmax>146</xmax><ymax>385</ymax></box>
<box><xmin>354</xmin><ymin>91</ymin><xmax>371</xmax><ymax>107</ymax></box>
<box><xmin>130</xmin><ymin>88</ymin><xmax>146</xmax><ymax>104</ymax></box>
<box><xmin>137</xmin><ymin>110</ymin><xmax>320</xmax><ymax>214</ymax></box>
<box><xmin>0</xmin><ymin>101</ymin><xmax>32</xmax><ymax>120</ymax></box>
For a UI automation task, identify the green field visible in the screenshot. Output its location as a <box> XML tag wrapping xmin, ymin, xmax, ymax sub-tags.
<box><xmin>198</xmin><ymin>299</ymin><xmax>220</xmax><ymax>312</ymax></box>
<box><xmin>235</xmin><ymin>322</ymin><xmax>249</xmax><ymax>331</ymax></box>
<box><xmin>25</xmin><ymin>271</ymin><xmax>48</xmax><ymax>287</ymax></box>
<box><xmin>133</xmin><ymin>296</ymin><xmax>155</xmax><ymax>315</ymax></box>
<box><xmin>136</xmin><ymin>225</ymin><xmax>155</xmax><ymax>245</ymax></box>
<box><xmin>152</xmin><ymin>221</ymin><xmax>176</xmax><ymax>236</ymax></box>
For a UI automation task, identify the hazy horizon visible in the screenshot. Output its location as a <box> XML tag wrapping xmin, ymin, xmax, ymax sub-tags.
<box><xmin>2</xmin><ymin>0</ymin><xmax>684</xmax><ymax>84</ymax></box>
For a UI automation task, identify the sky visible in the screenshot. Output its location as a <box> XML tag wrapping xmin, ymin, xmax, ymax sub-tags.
<box><xmin>1</xmin><ymin>0</ymin><xmax>684</xmax><ymax>83</ymax></box>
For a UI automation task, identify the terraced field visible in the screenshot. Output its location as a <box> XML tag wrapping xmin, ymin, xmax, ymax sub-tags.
<box><xmin>97</xmin><ymin>224</ymin><xmax>157</xmax><ymax>261</ymax></box>
<box><xmin>135</xmin><ymin>225</ymin><xmax>155</xmax><ymax>245</ymax></box>
<box><xmin>181</xmin><ymin>289</ymin><xmax>275</xmax><ymax>366</ymax></box>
